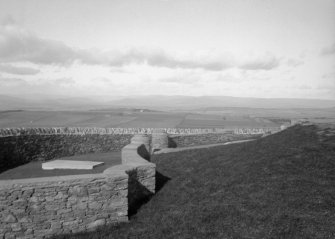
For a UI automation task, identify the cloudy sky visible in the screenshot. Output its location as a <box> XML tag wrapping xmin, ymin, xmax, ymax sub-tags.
<box><xmin>0</xmin><ymin>0</ymin><xmax>334</xmax><ymax>99</ymax></box>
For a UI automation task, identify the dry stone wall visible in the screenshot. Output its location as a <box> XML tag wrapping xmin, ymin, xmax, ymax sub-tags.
<box><xmin>0</xmin><ymin>135</ymin><xmax>156</xmax><ymax>239</ymax></box>
<box><xmin>0</xmin><ymin>134</ymin><xmax>132</xmax><ymax>174</ymax></box>
<box><xmin>0</xmin><ymin>127</ymin><xmax>279</xmax><ymax>138</ymax></box>
<box><xmin>0</xmin><ymin>126</ymin><xmax>278</xmax><ymax>173</ymax></box>
<box><xmin>0</xmin><ymin>127</ymin><xmax>229</xmax><ymax>137</ymax></box>
<box><xmin>151</xmin><ymin>131</ymin><xmax>169</xmax><ymax>153</ymax></box>
<box><xmin>0</xmin><ymin>171</ymin><xmax>128</xmax><ymax>238</ymax></box>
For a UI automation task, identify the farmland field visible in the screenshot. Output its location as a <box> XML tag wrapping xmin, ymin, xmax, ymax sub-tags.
<box><xmin>0</xmin><ymin>108</ymin><xmax>334</xmax><ymax>129</ymax></box>
<box><xmin>177</xmin><ymin>114</ymin><xmax>278</xmax><ymax>128</ymax></box>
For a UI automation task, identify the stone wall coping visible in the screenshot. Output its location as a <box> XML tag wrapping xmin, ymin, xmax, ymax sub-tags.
<box><xmin>0</xmin><ymin>136</ymin><xmax>154</xmax><ymax>188</ymax></box>
<box><xmin>121</xmin><ymin>142</ymin><xmax>152</xmax><ymax>165</ymax></box>
<box><xmin>0</xmin><ymin>166</ymin><xmax>128</xmax><ymax>188</ymax></box>
<box><xmin>0</xmin><ymin>127</ymin><xmax>239</xmax><ymax>137</ymax></box>
<box><xmin>103</xmin><ymin>162</ymin><xmax>154</xmax><ymax>175</ymax></box>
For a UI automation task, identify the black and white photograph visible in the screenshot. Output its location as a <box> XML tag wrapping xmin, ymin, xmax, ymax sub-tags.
<box><xmin>0</xmin><ymin>0</ymin><xmax>334</xmax><ymax>238</ymax></box>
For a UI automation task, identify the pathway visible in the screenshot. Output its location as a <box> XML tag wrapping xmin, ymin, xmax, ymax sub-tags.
<box><xmin>153</xmin><ymin>139</ymin><xmax>255</xmax><ymax>154</ymax></box>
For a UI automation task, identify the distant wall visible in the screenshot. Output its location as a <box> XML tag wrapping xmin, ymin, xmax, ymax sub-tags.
<box><xmin>0</xmin><ymin>136</ymin><xmax>155</xmax><ymax>239</ymax></box>
<box><xmin>0</xmin><ymin>127</ymin><xmax>229</xmax><ymax>137</ymax></box>
<box><xmin>0</xmin><ymin>127</ymin><xmax>279</xmax><ymax>138</ymax></box>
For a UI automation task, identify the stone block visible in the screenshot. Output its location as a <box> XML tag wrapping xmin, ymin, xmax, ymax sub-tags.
<box><xmin>4</xmin><ymin>214</ymin><xmax>17</xmax><ymax>223</ymax></box>
<box><xmin>87</xmin><ymin>219</ymin><xmax>105</xmax><ymax>230</ymax></box>
<box><xmin>42</xmin><ymin>160</ymin><xmax>104</xmax><ymax>170</ymax></box>
<box><xmin>88</xmin><ymin>202</ymin><xmax>102</xmax><ymax>210</ymax></box>
<box><xmin>62</xmin><ymin>220</ymin><xmax>79</xmax><ymax>228</ymax></box>
<box><xmin>10</xmin><ymin>223</ymin><xmax>22</xmax><ymax>232</ymax></box>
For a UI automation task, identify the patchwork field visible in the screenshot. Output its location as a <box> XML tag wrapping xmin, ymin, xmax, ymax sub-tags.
<box><xmin>0</xmin><ymin>110</ymin><xmax>281</xmax><ymax>129</ymax></box>
<box><xmin>178</xmin><ymin>114</ymin><xmax>278</xmax><ymax>128</ymax></box>
<box><xmin>1</xmin><ymin>108</ymin><xmax>334</xmax><ymax>129</ymax></box>
<box><xmin>0</xmin><ymin>111</ymin><xmax>137</xmax><ymax>128</ymax></box>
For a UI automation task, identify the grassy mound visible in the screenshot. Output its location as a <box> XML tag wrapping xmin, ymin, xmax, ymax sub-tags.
<box><xmin>57</xmin><ymin>125</ymin><xmax>335</xmax><ymax>238</ymax></box>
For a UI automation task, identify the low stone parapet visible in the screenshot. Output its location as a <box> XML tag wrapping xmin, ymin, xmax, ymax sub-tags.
<box><xmin>151</xmin><ymin>130</ymin><xmax>168</xmax><ymax>153</ymax></box>
<box><xmin>0</xmin><ymin>134</ymin><xmax>155</xmax><ymax>238</ymax></box>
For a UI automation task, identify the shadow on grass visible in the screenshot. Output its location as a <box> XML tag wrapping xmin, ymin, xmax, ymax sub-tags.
<box><xmin>128</xmin><ymin>170</ymin><xmax>170</xmax><ymax>217</ymax></box>
<box><xmin>155</xmin><ymin>170</ymin><xmax>171</xmax><ymax>192</ymax></box>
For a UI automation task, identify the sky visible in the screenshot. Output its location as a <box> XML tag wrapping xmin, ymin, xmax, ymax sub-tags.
<box><xmin>0</xmin><ymin>0</ymin><xmax>334</xmax><ymax>99</ymax></box>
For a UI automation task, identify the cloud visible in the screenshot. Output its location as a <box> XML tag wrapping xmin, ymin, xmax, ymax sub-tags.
<box><xmin>317</xmin><ymin>83</ymin><xmax>335</xmax><ymax>90</ymax></box>
<box><xmin>0</xmin><ymin>21</ymin><xmax>98</xmax><ymax>65</ymax></box>
<box><xmin>106</xmin><ymin>48</ymin><xmax>233</xmax><ymax>71</ymax></box>
<box><xmin>0</xmin><ymin>64</ymin><xmax>40</xmax><ymax>75</ymax></box>
<box><xmin>145</xmin><ymin>50</ymin><xmax>232</xmax><ymax>71</ymax></box>
<box><xmin>0</xmin><ymin>76</ymin><xmax>26</xmax><ymax>85</ymax></box>
<box><xmin>286</xmin><ymin>58</ymin><xmax>304</xmax><ymax>67</ymax></box>
<box><xmin>321</xmin><ymin>43</ymin><xmax>335</xmax><ymax>56</ymax></box>
<box><xmin>54</xmin><ymin>78</ymin><xmax>75</xmax><ymax>85</ymax></box>
<box><xmin>0</xmin><ymin>22</ymin><xmax>234</xmax><ymax>70</ymax></box>
<box><xmin>160</xmin><ymin>76</ymin><xmax>200</xmax><ymax>84</ymax></box>
<box><xmin>239</xmin><ymin>53</ymin><xmax>280</xmax><ymax>70</ymax></box>
<box><xmin>1</xmin><ymin>15</ymin><xmax>16</xmax><ymax>26</ymax></box>
<box><xmin>0</xmin><ymin>19</ymin><xmax>280</xmax><ymax>72</ymax></box>
<box><xmin>298</xmin><ymin>84</ymin><xmax>312</xmax><ymax>90</ymax></box>
<box><xmin>107</xmin><ymin>49</ymin><xmax>281</xmax><ymax>71</ymax></box>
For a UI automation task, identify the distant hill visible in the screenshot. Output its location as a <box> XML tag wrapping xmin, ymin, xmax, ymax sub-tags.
<box><xmin>0</xmin><ymin>94</ymin><xmax>112</xmax><ymax>111</ymax></box>
<box><xmin>109</xmin><ymin>95</ymin><xmax>335</xmax><ymax>109</ymax></box>
<box><xmin>1</xmin><ymin>94</ymin><xmax>335</xmax><ymax>111</ymax></box>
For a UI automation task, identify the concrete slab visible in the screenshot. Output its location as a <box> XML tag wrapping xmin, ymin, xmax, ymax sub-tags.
<box><xmin>42</xmin><ymin>160</ymin><xmax>104</xmax><ymax>170</ymax></box>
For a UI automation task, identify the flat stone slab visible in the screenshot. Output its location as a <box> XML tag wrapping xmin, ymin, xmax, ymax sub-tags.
<box><xmin>42</xmin><ymin>160</ymin><xmax>104</xmax><ymax>170</ymax></box>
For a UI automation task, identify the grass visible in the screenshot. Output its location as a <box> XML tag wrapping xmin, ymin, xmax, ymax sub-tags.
<box><xmin>0</xmin><ymin>152</ymin><xmax>121</xmax><ymax>180</ymax></box>
<box><xmin>56</xmin><ymin>125</ymin><xmax>335</xmax><ymax>238</ymax></box>
<box><xmin>0</xmin><ymin>110</ymin><xmax>283</xmax><ymax>128</ymax></box>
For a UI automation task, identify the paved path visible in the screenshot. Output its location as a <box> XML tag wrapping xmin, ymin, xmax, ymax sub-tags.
<box><xmin>153</xmin><ymin>139</ymin><xmax>255</xmax><ymax>154</ymax></box>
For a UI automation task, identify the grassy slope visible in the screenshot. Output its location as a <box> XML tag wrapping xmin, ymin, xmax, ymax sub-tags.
<box><xmin>57</xmin><ymin>125</ymin><xmax>335</xmax><ymax>239</ymax></box>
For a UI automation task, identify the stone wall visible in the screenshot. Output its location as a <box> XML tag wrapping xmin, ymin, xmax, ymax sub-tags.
<box><xmin>0</xmin><ymin>171</ymin><xmax>128</xmax><ymax>238</ymax></box>
<box><xmin>0</xmin><ymin>127</ymin><xmax>229</xmax><ymax>137</ymax></box>
<box><xmin>0</xmin><ymin>135</ymin><xmax>156</xmax><ymax>239</ymax></box>
<box><xmin>0</xmin><ymin>127</ymin><xmax>279</xmax><ymax>138</ymax></box>
<box><xmin>0</xmin><ymin>134</ymin><xmax>132</xmax><ymax>174</ymax></box>
<box><xmin>0</xmin><ymin>126</ymin><xmax>276</xmax><ymax>173</ymax></box>
<box><xmin>151</xmin><ymin>130</ymin><xmax>169</xmax><ymax>153</ymax></box>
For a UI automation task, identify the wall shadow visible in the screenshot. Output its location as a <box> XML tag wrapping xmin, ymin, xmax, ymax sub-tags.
<box><xmin>168</xmin><ymin>137</ymin><xmax>177</xmax><ymax>148</ymax></box>
<box><xmin>155</xmin><ymin>171</ymin><xmax>170</xmax><ymax>193</ymax></box>
<box><xmin>127</xmin><ymin>170</ymin><xmax>170</xmax><ymax>218</ymax></box>
<box><xmin>127</xmin><ymin>170</ymin><xmax>153</xmax><ymax>217</ymax></box>
<box><xmin>137</xmin><ymin>144</ymin><xmax>151</xmax><ymax>161</ymax></box>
